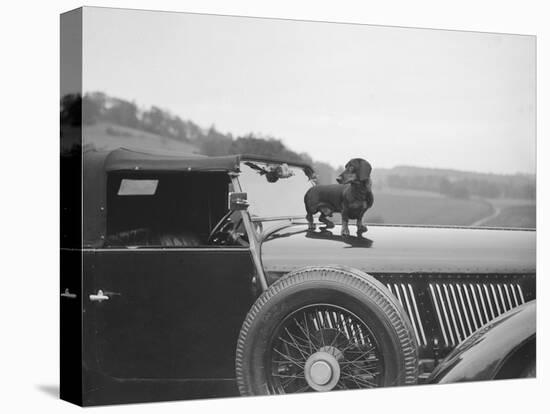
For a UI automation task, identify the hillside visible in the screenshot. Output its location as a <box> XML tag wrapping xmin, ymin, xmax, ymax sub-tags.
<box><xmin>83</xmin><ymin>122</ymin><xmax>200</xmax><ymax>154</ymax></box>
<box><xmin>373</xmin><ymin>165</ymin><xmax>535</xmax><ymax>201</ymax></box>
<box><xmin>62</xmin><ymin>91</ymin><xmax>535</xmax><ymax>229</ymax></box>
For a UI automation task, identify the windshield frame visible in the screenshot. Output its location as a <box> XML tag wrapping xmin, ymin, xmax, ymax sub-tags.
<box><xmin>236</xmin><ymin>160</ymin><xmax>315</xmax><ymax>222</ymax></box>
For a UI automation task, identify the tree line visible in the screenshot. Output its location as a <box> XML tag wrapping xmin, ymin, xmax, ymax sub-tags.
<box><xmin>61</xmin><ymin>92</ymin><xmax>338</xmax><ymax>185</ymax></box>
<box><xmin>61</xmin><ymin>92</ymin><xmax>535</xmax><ymax>198</ymax></box>
<box><xmin>385</xmin><ymin>173</ymin><xmax>535</xmax><ymax>200</ymax></box>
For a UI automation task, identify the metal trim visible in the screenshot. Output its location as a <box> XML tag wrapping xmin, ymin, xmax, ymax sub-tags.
<box><xmin>517</xmin><ymin>284</ymin><xmax>526</xmax><ymax>304</ymax></box>
<box><xmin>443</xmin><ymin>284</ymin><xmax>462</xmax><ymax>343</ymax></box>
<box><xmin>427</xmin><ymin>281</ymin><xmax>530</xmax><ymax>349</ymax></box>
<box><xmin>483</xmin><ymin>284</ymin><xmax>496</xmax><ymax>320</ymax></box>
<box><xmin>231</xmin><ymin>175</ymin><xmax>269</xmax><ymax>291</ymax></box>
<box><xmin>504</xmin><ymin>284</ymin><xmax>513</xmax><ymax>309</ymax></box>
<box><xmin>511</xmin><ymin>284</ymin><xmax>519</xmax><ymax>306</ymax></box>
<box><xmin>490</xmin><ymin>284</ymin><xmax>502</xmax><ymax>316</ymax></box>
<box><xmin>464</xmin><ymin>283</ymin><xmax>482</xmax><ymax>331</ymax></box>
<box><xmin>449</xmin><ymin>284</ymin><xmax>467</xmax><ymax>340</ymax></box>
<box><xmin>477</xmin><ymin>284</ymin><xmax>490</xmax><ymax>323</ymax></box>
<box><xmin>408</xmin><ymin>284</ymin><xmax>427</xmax><ymax>347</ymax></box>
<box><xmin>398</xmin><ymin>284</ymin><xmax>420</xmax><ymax>347</ymax></box>
<box><xmin>497</xmin><ymin>284</ymin><xmax>507</xmax><ymax>312</ymax></box>
<box><xmin>456</xmin><ymin>284</ymin><xmax>473</xmax><ymax>337</ymax></box>
<box><xmin>436</xmin><ymin>284</ymin><xmax>455</xmax><ymax>346</ymax></box>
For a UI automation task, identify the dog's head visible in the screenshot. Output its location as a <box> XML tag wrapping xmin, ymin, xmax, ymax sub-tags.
<box><xmin>336</xmin><ymin>158</ymin><xmax>372</xmax><ymax>184</ymax></box>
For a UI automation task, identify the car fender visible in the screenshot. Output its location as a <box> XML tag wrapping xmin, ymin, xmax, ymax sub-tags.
<box><xmin>428</xmin><ymin>300</ymin><xmax>535</xmax><ymax>383</ymax></box>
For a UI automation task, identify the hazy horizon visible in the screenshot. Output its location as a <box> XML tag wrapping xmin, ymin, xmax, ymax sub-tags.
<box><xmin>82</xmin><ymin>7</ymin><xmax>536</xmax><ymax>175</ymax></box>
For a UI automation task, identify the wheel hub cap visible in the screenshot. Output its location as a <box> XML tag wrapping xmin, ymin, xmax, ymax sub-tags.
<box><xmin>304</xmin><ymin>349</ymin><xmax>341</xmax><ymax>391</ymax></box>
<box><xmin>310</xmin><ymin>361</ymin><xmax>331</xmax><ymax>385</ymax></box>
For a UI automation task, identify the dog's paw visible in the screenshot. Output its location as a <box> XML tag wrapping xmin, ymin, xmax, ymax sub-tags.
<box><xmin>341</xmin><ymin>227</ymin><xmax>350</xmax><ymax>237</ymax></box>
<box><xmin>308</xmin><ymin>223</ymin><xmax>316</xmax><ymax>231</ymax></box>
<box><xmin>324</xmin><ymin>221</ymin><xmax>335</xmax><ymax>229</ymax></box>
<box><xmin>357</xmin><ymin>225</ymin><xmax>368</xmax><ymax>235</ymax></box>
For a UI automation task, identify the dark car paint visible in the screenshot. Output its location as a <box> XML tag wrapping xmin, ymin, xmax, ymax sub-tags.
<box><xmin>260</xmin><ymin>224</ymin><xmax>535</xmax><ymax>275</ymax></box>
<box><xmin>428</xmin><ymin>300</ymin><xmax>536</xmax><ymax>383</ymax></box>
<box><xmin>82</xmin><ymin>248</ymin><xmax>256</xmax><ymax>388</ymax></box>
<box><xmin>82</xmin><ymin>376</ymin><xmax>239</xmax><ymax>406</ymax></box>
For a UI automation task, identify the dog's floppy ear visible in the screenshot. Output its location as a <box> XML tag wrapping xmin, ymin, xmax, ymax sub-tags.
<box><xmin>344</xmin><ymin>160</ymin><xmax>352</xmax><ymax>170</ymax></box>
<box><xmin>356</xmin><ymin>159</ymin><xmax>372</xmax><ymax>181</ymax></box>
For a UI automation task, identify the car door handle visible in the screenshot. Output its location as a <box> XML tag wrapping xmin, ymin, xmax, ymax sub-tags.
<box><xmin>89</xmin><ymin>289</ymin><xmax>110</xmax><ymax>302</ymax></box>
<box><xmin>60</xmin><ymin>288</ymin><xmax>77</xmax><ymax>299</ymax></box>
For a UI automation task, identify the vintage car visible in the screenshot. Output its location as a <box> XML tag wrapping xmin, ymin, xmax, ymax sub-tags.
<box><xmin>60</xmin><ymin>147</ymin><xmax>536</xmax><ymax>405</ymax></box>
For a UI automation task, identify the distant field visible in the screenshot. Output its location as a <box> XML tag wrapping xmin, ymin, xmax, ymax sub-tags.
<box><xmin>483</xmin><ymin>205</ymin><xmax>535</xmax><ymax>228</ymax></box>
<box><xmin>327</xmin><ymin>189</ymin><xmax>534</xmax><ymax>228</ymax></box>
<box><xmin>365</xmin><ymin>191</ymin><xmax>493</xmax><ymax>226</ymax></box>
<box><xmin>489</xmin><ymin>197</ymin><xmax>536</xmax><ymax>208</ymax></box>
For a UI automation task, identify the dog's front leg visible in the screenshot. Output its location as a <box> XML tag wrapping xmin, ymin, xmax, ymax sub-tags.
<box><xmin>341</xmin><ymin>208</ymin><xmax>350</xmax><ymax>236</ymax></box>
<box><xmin>356</xmin><ymin>211</ymin><xmax>368</xmax><ymax>236</ymax></box>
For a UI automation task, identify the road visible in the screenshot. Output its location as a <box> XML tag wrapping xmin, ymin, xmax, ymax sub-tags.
<box><xmin>470</xmin><ymin>206</ymin><xmax>502</xmax><ymax>227</ymax></box>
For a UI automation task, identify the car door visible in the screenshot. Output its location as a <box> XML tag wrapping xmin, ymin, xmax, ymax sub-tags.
<box><xmin>84</xmin><ymin>245</ymin><xmax>256</xmax><ymax>380</ymax></box>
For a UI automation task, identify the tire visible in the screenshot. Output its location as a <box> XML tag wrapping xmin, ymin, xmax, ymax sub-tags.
<box><xmin>235</xmin><ymin>266</ymin><xmax>418</xmax><ymax>395</ymax></box>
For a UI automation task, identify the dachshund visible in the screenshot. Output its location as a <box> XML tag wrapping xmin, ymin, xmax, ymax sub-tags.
<box><xmin>304</xmin><ymin>158</ymin><xmax>374</xmax><ymax>236</ymax></box>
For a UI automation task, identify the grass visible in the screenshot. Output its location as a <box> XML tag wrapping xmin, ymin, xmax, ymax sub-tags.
<box><xmin>365</xmin><ymin>191</ymin><xmax>493</xmax><ymax>226</ymax></box>
<box><xmin>328</xmin><ymin>189</ymin><xmax>534</xmax><ymax>228</ymax></box>
<box><xmin>83</xmin><ymin>122</ymin><xmax>200</xmax><ymax>154</ymax></box>
<box><xmin>483</xmin><ymin>205</ymin><xmax>535</xmax><ymax>228</ymax></box>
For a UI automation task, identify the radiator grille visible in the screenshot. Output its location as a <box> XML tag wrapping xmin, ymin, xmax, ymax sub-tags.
<box><xmin>428</xmin><ymin>282</ymin><xmax>526</xmax><ymax>348</ymax></box>
<box><xmin>386</xmin><ymin>283</ymin><xmax>427</xmax><ymax>347</ymax></box>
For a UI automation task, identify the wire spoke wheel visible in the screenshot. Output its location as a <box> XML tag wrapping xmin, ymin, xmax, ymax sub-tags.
<box><xmin>235</xmin><ymin>267</ymin><xmax>418</xmax><ymax>396</ymax></box>
<box><xmin>267</xmin><ymin>304</ymin><xmax>384</xmax><ymax>393</ymax></box>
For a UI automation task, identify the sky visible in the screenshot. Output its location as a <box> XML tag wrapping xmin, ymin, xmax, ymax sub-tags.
<box><xmin>82</xmin><ymin>7</ymin><xmax>535</xmax><ymax>174</ymax></box>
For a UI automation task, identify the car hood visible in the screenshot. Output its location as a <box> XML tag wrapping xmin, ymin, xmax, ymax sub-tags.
<box><xmin>260</xmin><ymin>224</ymin><xmax>535</xmax><ymax>275</ymax></box>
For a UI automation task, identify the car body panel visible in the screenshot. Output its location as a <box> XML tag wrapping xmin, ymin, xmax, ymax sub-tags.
<box><xmin>428</xmin><ymin>300</ymin><xmax>536</xmax><ymax>383</ymax></box>
<box><xmin>83</xmin><ymin>248</ymin><xmax>256</xmax><ymax>381</ymax></box>
<box><xmin>261</xmin><ymin>224</ymin><xmax>535</xmax><ymax>275</ymax></box>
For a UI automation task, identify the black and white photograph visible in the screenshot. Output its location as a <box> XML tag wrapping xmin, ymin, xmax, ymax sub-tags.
<box><xmin>7</xmin><ymin>1</ymin><xmax>550</xmax><ymax>413</ymax></box>
<box><xmin>58</xmin><ymin>5</ymin><xmax>538</xmax><ymax>407</ymax></box>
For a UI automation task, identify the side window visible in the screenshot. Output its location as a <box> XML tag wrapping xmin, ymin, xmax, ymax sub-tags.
<box><xmin>117</xmin><ymin>178</ymin><xmax>159</xmax><ymax>196</ymax></box>
<box><xmin>105</xmin><ymin>171</ymin><xmax>244</xmax><ymax>248</ymax></box>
